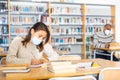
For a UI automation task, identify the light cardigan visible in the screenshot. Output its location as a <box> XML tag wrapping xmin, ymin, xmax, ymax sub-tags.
<box><xmin>6</xmin><ymin>37</ymin><xmax>59</xmax><ymax>64</ymax></box>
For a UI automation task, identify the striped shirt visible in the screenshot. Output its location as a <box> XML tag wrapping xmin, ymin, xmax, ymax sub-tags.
<box><xmin>93</xmin><ymin>32</ymin><xmax>114</xmax><ymax>48</ymax></box>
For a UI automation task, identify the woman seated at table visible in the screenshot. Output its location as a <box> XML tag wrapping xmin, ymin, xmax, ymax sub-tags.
<box><xmin>6</xmin><ymin>22</ymin><xmax>59</xmax><ymax>65</ymax></box>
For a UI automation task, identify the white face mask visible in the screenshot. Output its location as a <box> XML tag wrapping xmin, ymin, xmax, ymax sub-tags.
<box><xmin>31</xmin><ymin>36</ymin><xmax>42</xmax><ymax>45</ymax></box>
<box><xmin>104</xmin><ymin>30</ymin><xmax>111</xmax><ymax>35</ymax></box>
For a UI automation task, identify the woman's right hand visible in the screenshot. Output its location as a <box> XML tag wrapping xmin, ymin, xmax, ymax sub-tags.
<box><xmin>31</xmin><ymin>58</ymin><xmax>44</xmax><ymax>65</ymax></box>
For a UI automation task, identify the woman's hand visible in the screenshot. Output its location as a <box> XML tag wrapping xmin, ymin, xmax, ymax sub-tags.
<box><xmin>31</xmin><ymin>58</ymin><xmax>48</xmax><ymax>65</ymax></box>
<box><xmin>105</xmin><ymin>43</ymin><xmax>110</xmax><ymax>48</ymax></box>
<box><xmin>31</xmin><ymin>58</ymin><xmax>43</xmax><ymax>65</ymax></box>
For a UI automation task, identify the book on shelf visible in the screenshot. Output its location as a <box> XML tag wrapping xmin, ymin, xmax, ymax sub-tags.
<box><xmin>51</xmin><ymin>37</ymin><xmax>82</xmax><ymax>45</ymax></box>
<box><xmin>50</xmin><ymin>16</ymin><xmax>82</xmax><ymax>25</ymax></box>
<box><xmin>86</xmin><ymin>17</ymin><xmax>112</xmax><ymax>25</ymax></box>
<box><xmin>10</xmin><ymin>27</ymin><xmax>29</xmax><ymax>35</ymax></box>
<box><xmin>51</xmin><ymin>5</ymin><xmax>81</xmax><ymax>14</ymax></box>
<box><xmin>0</xmin><ymin>16</ymin><xmax>7</xmax><ymax>24</ymax></box>
<box><xmin>10</xmin><ymin>16</ymin><xmax>37</xmax><ymax>25</ymax></box>
<box><xmin>0</xmin><ymin>1</ymin><xmax>8</xmax><ymax>13</ymax></box>
<box><xmin>10</xmin><ymin>4</ymin><xmax>46</xmax><ymax>13</ymax></box>
<box><xmin>0</xmin><ymin>36</ymin><xmax>8</xmax><ymax>45</ymax></box>
<box><xmin>52</xmin><ymin>27</ymin><xmax>82</xmax><ymax>35</ymax></box>
<box><xmin>2</xmin><ymin>25</ymin><xmax>8</xmax><ymax>34</ymax></box>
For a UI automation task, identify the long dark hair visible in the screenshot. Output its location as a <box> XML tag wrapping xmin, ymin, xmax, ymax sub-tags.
<box><xmin>22</xmin><ymin>22</ymin><xmax>50</xmax><ymax>51</ymax></box>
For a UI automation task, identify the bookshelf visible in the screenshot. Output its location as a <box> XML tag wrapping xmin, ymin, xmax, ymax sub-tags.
<box><xmin>0</xmin><ymin>0</ymin><xmax>9</xmax><ymax>52</ymax></box>
<box><xmin>48</xmin><ymin>2</ymin><xmax>85</xmax><ymax>57</ymax></box>
<box><xmin>0</xmin><ymin>0</ymin><xmax>116</xmax><ymax>59</ymax></box>
<box><xmin>9</xmin><ymin>0</ymin><xmax>47</xmax><ymax>41</ymax></box>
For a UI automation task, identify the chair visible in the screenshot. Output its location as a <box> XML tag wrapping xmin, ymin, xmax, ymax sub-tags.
<box><xmin>98</xmin><ymin>67</ymin><xmax>120</xmax><ymax>80</ymax></box>
<box><xmin>93</xmin><ymin>42</ymin><xmax>120</xmax><ymax>61</ymax></box>
<box><xmin>0</xmin><ymin>57</ymin><xmax>6</xmax><ymax>65</ymax></box>
<box><xmin>49</xmin><ymin>75</ymin><xmax>96</xmax><ymax>80</ymax></box>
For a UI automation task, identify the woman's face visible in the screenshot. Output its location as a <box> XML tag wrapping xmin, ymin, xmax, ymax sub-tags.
<box><xmin>31</xmin><ymin>29</ymin><xmax>47</xmax><ymax>41</ymax></box>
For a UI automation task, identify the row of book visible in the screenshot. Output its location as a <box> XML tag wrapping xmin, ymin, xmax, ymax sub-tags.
<box><xmin>10</xmin><ymin>27</ymin><xmax>30</xmax><ymax>35</ymax></box>
<box><xmin>10</xmin><ymin>16</ymin><xmax>37</xmax><ymax>25</ymax></box>
<box><xmin>0</xmin><ymin>1</ymin><xmax>8</xmax><ymax>13</ymax></box>
<box><xmin>10</xmin><ymin>4</ymin><xmax>46</xmax><ymax>13</ymax></box>
<box><xmin>0</xmin><ymin>36</ymin><xmax>8</xmax><ymax>45</ymax></box>
<box><xmin>86</xmin><ymin>7</ymin><xmax>111</xmax><ymax>15</ymax></box>
<box><xmin>51</xmin><ymin>37</ymin><xmax>82</xmax><ymax>45</ymax></box>
<box><xmin>42</xmin><ymin>16</ymin><xmax>111</xmax><ymax>25</ymax></box>
<box><xmin>0</xmin><ymin>16</ymin><xmax>7</xmax><ymax>24</ymax></box>
<box><xmin>53</xmin><ymin>46</ymin><xmax>71</xmax><ymax>53</ymax></box>
<box><xmin>0</xmin><ymin>25</ymin><xmax>8</xmax><ymax>34</ymax></box>
<box><xmin>50</xmin><ymin>16</ymin><xmax>83</xmax><ymax>25</ymax></box>
<box><xmin>86</xmin><ymin>26</ymin><xmax>103</xmax><ymax>35</ymax></box>
<box><xmin>51</xmin><ymin>6</ymin><xmax>81</xmax><ymax>14</ymax></box>
<box><xmin>86</xmin><ymin>17</ymin><xmax>112</xmax><ymax>25</ymax></box>
<box><xmin>52</xmin><ymin>27</ymin><xmax>82</xmax><ymax>35</ymax></box>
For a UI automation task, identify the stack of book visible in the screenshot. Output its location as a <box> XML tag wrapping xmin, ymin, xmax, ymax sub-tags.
<box><xmin>47</xmin><ymin>61</ymin><xmax>76</xmax><ymax>74</ymax></box>
<box><xmin>1</xmin><ymin>66</ymin><xmax>30</xmax><ymax>73</ymax></box>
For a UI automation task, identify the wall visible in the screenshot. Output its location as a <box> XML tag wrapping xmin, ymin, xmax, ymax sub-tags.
<box><xmin>116</xmin><ymin>0</ymin><xmax>120</xmax><ymax>42</ymax></box>
<box><xmin>33</xmin><ymin>0</ymin><xmax>120</xmax><ymax>42</ymax></box>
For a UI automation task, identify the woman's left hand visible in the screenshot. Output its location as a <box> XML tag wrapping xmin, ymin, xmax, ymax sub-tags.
<box><xmin>39</xmin><ymin>58</ymin><xmax>48</xmax><ymax>64</ymax></box>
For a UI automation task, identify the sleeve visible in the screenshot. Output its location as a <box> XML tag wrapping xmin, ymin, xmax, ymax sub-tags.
<box><xmin>43</xmin><ymin>43</ymin><xmax>59</xmax><ymax>61</ymax></box>
<box><xmin>6</xmin><ymin>37</ymin><xmax>31</xmax><ymax>64</ymax></box>
<box><xmin>111</xmin><ymin>34</ymin><xmax>116</xmax><ymax>42</ymax></box>
<box><xmin>93</xmin><ymin>34</ymin><xmax>105</xmax><ymax>48</ymax></box>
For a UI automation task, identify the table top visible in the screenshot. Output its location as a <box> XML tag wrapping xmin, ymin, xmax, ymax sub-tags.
<box><xmin>0</xmin><ymin>52</ymin><xmax>7</xmax><ymax>57</ymax></box>
<box><xmin>94</xmin><ymin>47</ymin><xmax>120</xmax><ymax>51</ymax></box>
<box><xmin>0</xmin><ymin>58</ymin><xmax>120</xmax><ymax>80</ymax></box>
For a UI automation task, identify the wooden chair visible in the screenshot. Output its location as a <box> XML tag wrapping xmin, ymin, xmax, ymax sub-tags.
<box><xmin>0</xmin><ymin>57</ymin><xmax>6</xmax><ymax>65</ymax></box>
<box><xmin>49</xmin><ymin>75</ymin><xmax>96</xmax><ymax>80</ymax></box>
<box><xmin>98</xmin><ymin>67</ymin><xmax>120</xmax><ymax>80</ymax></box>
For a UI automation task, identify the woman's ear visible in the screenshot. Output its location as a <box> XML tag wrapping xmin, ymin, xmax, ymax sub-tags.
<box><xmin>31</xmin><ymin>29</ymin><xmax>35</xmax><ymax>35</ymax></box>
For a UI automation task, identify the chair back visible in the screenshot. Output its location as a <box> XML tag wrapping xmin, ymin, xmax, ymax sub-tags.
<box><xmin>0</xmin><ymin>57</ymin><xmax>6</xmax><ymax>65</ymax></box>
<box><xmin>99</xmin><ymin>67</ymin><xmax>120</xmax><ymax>80</ymax></box>
<box><xmin>49</xmin><ymin>75</ymin><xmax>96</xmax><ymax>80</ymax></box>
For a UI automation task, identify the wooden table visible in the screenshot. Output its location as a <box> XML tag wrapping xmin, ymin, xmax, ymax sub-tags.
<box><xmin>93</xmin><ymin>48</ymin><xmax>120</xmax><ymax>61</ymax></box>
<box><xmin>0</xmin><ymin>58</ymin><xmax>120</xmax><ymax>80</ymax></box>
<box><xmin>0</xmin><ymin>53</ymin><xmax>7</xmax><ymax>57</ymax></box>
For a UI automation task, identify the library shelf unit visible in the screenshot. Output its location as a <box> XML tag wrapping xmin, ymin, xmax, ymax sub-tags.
<box><xmin>10</xmin><ymin>0</ymin><xmax>47</xmax><ymax>41</ymax></box>
<box><xmin>0</xmin><ymin>0</ymin><xmax>9</xmax><ymax>53</ymax></box>
<box><xmin>0</xmin><ymin>0</ymin><xmax>116</xmax><ymax>59</ymax></box>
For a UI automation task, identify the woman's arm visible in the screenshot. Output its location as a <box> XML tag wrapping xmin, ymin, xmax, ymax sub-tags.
<box><xmin>6</xmin><ymin>37</ymin><xmax>31</xmax><ymax>64</ymax></box>
<box><xmin>43</xmin><ymin>43</ymin><xmax>59</xmax><ymax>61</ymax></box>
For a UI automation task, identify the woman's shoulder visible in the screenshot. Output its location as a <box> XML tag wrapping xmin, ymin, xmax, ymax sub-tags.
<box><xmin>13</xmin><ymin>37</ymin><xmax>24</xmax><ymax>41</ymax></box>
<box><xmin>11</xmin><ymin>37</ymin><xmax>24</xmax><ymax>44</ymax></box>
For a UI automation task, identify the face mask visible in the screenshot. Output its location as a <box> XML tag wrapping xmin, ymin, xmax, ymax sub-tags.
<box><xmin>31</xmin><ymin>36</ymin><xmax>42</xmax><ymax>45</ymax></box>
<box><xmin>104</xmin><ymin>30</ymin><xmax>111</xmax><ymax>35</ymax></box>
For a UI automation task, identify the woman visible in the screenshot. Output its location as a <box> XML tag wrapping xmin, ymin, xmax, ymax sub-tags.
<box><xmin>6</xmin><ymin>22</ymin><xmax>59</xmax><ymax>65</ymax></box>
